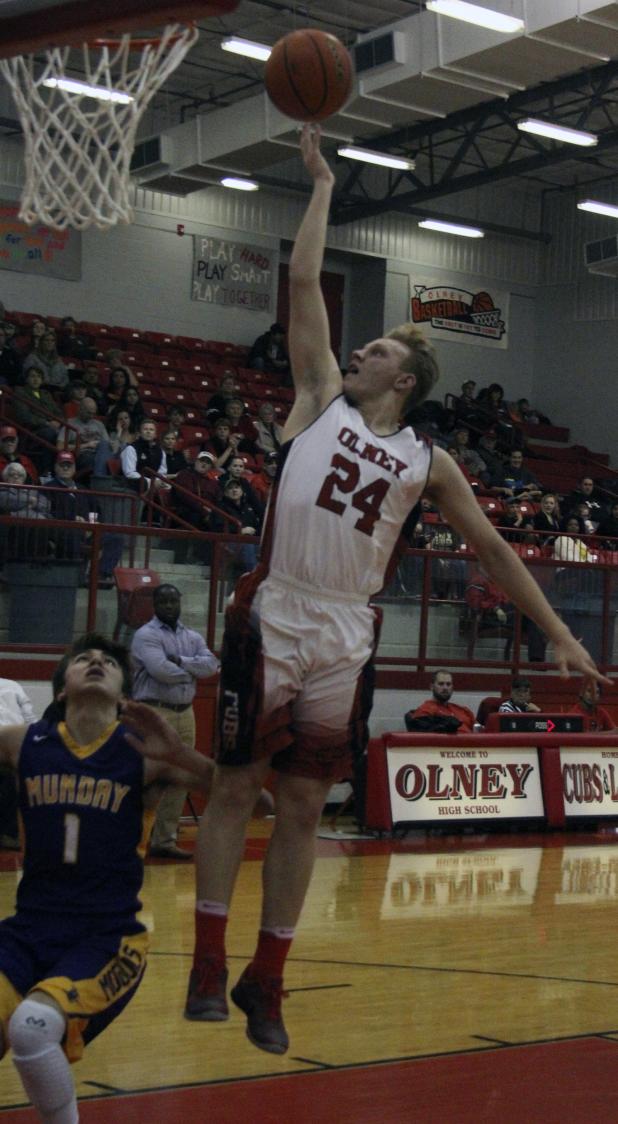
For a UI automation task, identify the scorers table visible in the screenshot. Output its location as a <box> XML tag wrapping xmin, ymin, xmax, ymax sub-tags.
<box><xmin>365</xmin><ymin>719</ymin><xmax>618</xmax><ymax>832</ymax></box>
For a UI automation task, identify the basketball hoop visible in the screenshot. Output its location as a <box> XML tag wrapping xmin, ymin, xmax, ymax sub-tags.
<box><xmin>0</xmin><ymin>22</ymin><xmax>200</xmax><ymax>230</ymax></box>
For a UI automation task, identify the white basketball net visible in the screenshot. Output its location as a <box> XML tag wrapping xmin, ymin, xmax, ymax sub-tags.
<box><xmin>0</xmin><ymin>22</ymin><xmax>199</xmax><ymax>230</ymax></box>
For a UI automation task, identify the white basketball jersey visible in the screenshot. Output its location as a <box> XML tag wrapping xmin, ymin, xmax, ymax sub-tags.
<box><xmin>264</xmin><ymin>395</ymin><xmax>432</xmax><ymax>597</ymax></box>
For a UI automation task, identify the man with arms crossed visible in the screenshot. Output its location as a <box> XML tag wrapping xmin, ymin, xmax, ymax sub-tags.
<box><xmin>177</xmin><ymin>125</ymin><xmax>604</xmax><ymax>1056</ymax></box>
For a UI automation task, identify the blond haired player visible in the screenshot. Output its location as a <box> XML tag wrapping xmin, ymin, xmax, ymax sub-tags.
<box><xmin>175</xmin><ymin>124</ymin><xmax>606</xmax><ymax>1055</ymax></box>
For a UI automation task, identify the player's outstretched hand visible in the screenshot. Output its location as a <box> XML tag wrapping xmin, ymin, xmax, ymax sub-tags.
<box><xmin>121</xmin><ymin>701</ymin><xmax>185</xmax><ymax>763</ymax></box>
<box><xmin>553</xmin><ymin>632</ymin><xmax>612</xmax><ymax>684</ymax></box>
<box><xmin>300</xmin><ymin>123</ymin><xmax>335</xmax><ymax>186</ymax></box>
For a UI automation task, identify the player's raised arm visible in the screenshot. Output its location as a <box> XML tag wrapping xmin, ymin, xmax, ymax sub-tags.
<box><xmin>285</xmin><ymin>125</ymin><xmax>343</xmax><ymax>432</ymax></box>
<box><xmin>426</xmin><ymin>446</ymin><xmax>610</xmax><ymax>683</ymax></box>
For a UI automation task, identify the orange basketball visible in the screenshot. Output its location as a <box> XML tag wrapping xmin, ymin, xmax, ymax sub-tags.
<box><xmin>264</xmin><ymin>29</ymin><xmax>353</xmax><ymax>122</ymax></box>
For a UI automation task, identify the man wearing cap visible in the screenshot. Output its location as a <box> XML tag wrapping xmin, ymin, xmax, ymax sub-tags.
<box><xmin>171</xmin><ymin>450</ymin><xmax>221</xmax><ymax>563</ymax></box>
<box><xmin>247</xmin><ymin>323</ymin><xmax>290</xmax><ymax>380</ymax></box>
<box><xmin>0</xmin><ymin>426</ymin><xmax>39</xmax><ymax>484</ymax></box>
<box><xmin>477</xmin><ymin>429</ymin><xmax>504</xmax><ymax>485</ymax></box>
<box><xmin>46</xmin><ymin>450</ymin><xmax>98</xmax><ymax>563</ymax></box>
<box><xmin>131</xmin><ymin>583</ymin><xmax>219</xmax><ymax>859</ymax></box>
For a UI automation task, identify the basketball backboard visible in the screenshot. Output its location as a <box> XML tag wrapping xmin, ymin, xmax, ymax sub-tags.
<box><xmin>0</xmin><ymin>0</ymin><xmax>239</xmax><ymax>58</ymax></box>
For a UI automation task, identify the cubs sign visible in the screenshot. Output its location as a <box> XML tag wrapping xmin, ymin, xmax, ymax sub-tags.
<box><xmin>386</xmin><ymin>745</ymin><xmax>544</xmax><ymax>824</ymax></box>
<box><xmin>410</xmin><ymin>282</ymin><xmax>509</xmax><ymax>348</ymax></box>
<box><xmin>560</xmin><ymin>747</ymin><xmax>618</xmax><ymax>817</ymax></box>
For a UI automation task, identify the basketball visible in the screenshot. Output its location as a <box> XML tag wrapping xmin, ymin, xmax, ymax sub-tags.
<box><xmin>264</xmin><ymin>29</ymin><xmax>353</xmax><ymax>122</ymax></box>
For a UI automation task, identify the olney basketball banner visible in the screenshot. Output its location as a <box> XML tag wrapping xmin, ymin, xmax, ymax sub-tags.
<box><xmin>192</xmin><ymin>233</ymin><xmax>278</xmax><ymax>311</ymax></box>
<box><xmin>410</xmin><ymin>282</ymin><xmax>509</xmax><ymax>348</ymax></box>
<box><xmin>386</xmin><ymin>745</ymin><xmax>544</xmax><ymax>824</ymax></box>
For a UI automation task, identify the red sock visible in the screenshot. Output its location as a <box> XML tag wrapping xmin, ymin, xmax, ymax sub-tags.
<box><xmin>249</xmin><ymin>928</ymin><xmax>294</xmax><ymax>980</ymax></box>
<box><xmin>193</xmin><ymin>904</ymin><xmax>228</xmax><ymax>970</ymax></box>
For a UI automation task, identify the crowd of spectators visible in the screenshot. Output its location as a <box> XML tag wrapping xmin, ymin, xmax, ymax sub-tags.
<box><xmin>0</xmin><ymin>310</ymin><xmax>616</xmax><ymax>605</ymax></box>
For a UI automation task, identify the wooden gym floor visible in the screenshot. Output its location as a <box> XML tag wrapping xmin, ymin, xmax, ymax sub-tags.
<box><xmin>2</xmin><ymin>820</ymin><xmax>618</xmax><ymax>1122</ymax></box>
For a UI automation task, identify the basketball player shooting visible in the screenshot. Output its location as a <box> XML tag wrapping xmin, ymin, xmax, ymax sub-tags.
<box><xmin>172</xmin><ymin>123</ymin><xmax>612</xmax><ymax>1058</ymax></box>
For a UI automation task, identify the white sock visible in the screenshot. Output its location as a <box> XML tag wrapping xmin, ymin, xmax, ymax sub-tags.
<box><xmin>196</xmin><ymin>899</ymin><xmax>228</xmax><ymax>916</ymax></box>
<box><xmin>9</xmin><ymin>999</ymin><xmax>78</xmax><ymax>1123</ymax></box>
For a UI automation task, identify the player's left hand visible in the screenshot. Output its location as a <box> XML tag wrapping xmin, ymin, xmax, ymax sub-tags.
<box><xmin>121</xmin><ymin>700</ymin><xmax>185</xmax><ymax>762</ymax></box>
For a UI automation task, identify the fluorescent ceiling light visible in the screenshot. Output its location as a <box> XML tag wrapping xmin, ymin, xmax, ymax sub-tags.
<box><xmin>577</xmin><ymin>199</ymin><xmax>618</xmax><ymax>219</ymax></box>
<box><xmin>221</xmin><ymin>36</ymin><xmax>271</xmax><ymax>61</ymax></box>
<box><xmin>220</xmin><ymin>177</ymin><xmax>259</xmax><ymax>191</ymax></box>
<box><xmin>42</xmin><ymin>76</ymin><xmax>132</xmax><ymax>104</ymax></box>
<box><xmin>418</xmin><ymin>218</ymin><xmax>484</xmax><ymax>238</ymax></box>
<box><xmin>426</xmin><ymin>1</ymin><xmax>524</xmax><ymax>33</ymax></box>
<box><xmin>517</xmin><ymin>118</ymin><xmax>598</xmax><ymax>147</ymax></box>
<box><xmin>337</xmin><ymin>145</ymin><xmax>415</xmax><ymax>171</ymax></box>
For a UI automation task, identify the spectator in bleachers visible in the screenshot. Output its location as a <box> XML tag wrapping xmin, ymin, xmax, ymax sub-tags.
<box><xmin>0</xmin><ymin>323</ymin><xmax>22</xmax><ymax>387</ymax></box>
<box><xmin>57</xmin><ymin>396</ymin><xmax>109</xmax><ymax>477</ymax></box>
<box><xmin>576</xmin><ymin>501</ymin><xmax>597</xmax><ymax>535</ymax></box>
<box><xmin>0</xmin><ymin>425</ymin><xmax>39</xmax><ymax>484</ymax></box>
<box><xmin>161</xmin><ymin>430</ymin><xmax>186</xmax><ymax>477</ymax></box>
<box><xmin>224</xmin><ymin>397</ymin><xmax>258</xmax><ymax>452</ymax></box>
<box><xmin>532</xmin><ymin>493</ymin><xmax>560</xmax><ymax>546</ymax></box>
<box><xmin>0</xmin><ymin>462</ymin><xmax>50</xmax><ymax>563</ymax></box>
<box><xmin>92</xmin><ymin>406</ymin><xmax>136</xmax><ymax>477</ymax></box>
<box><xmin>477</xmin><ymin>428</ymin><xmax>504</xmax><ymax>484</ymax></box>
<box><xmin>0</xmin><ymin>463</ymin><xmax>48</xmax><ymax>516</ymax></box>
<box><xmin>570</xmin><ymin>679</ymin><xmax>615</xmax><ymax>731</ymax></box>
<box><xmin>552</xmin><ymin>515</ymin><xmax>592</xmax><ymax>562</ymax></box>
<box><xmin>165</xmin><ymin>404</ymin><xmax>188</xmax><ymax>436</ymax></box>
<box><xmin>23</xmin><ymin>329</ymin><xmax>69</xmax><ymax>392</ymax></box>
<box><xmin>253</xmin><ymin>400</ymin><xmax>283</xmax><ymax>456</ymax></box>
<box><xmin>489</xmin><ymin>448</ymin><xmax>543</xmax><ymax>503</ymax></box>
<box><xmin>12</xmin><ymin>366</ymin><xmax>63</xmax><ymax>460</ymax></box>
<box><xmin>46</xmin><ymin>449</ymin><xmax>96</xmax><ymax>563</ymax></box>
<box><xmin>595</xmin><ymin>500</ymin><xmax>618</xmax><ymax>549</ymax></box>
<box><xmin>247</xmin><ymin>322</ymin><xmax>291</xmax><ymax>381</ymax></box>
<box><xmin>205</xmin><ymin>372</ymin><xmax>238</xmax><ymax>424</ymax></box>
<box><xmin>57</xmin><ymin>316</ymin><xmax>95</xmax><ymax>362</ymax></box>
<box><xmin>220</xmin><ymin>454</ymin><xmax>261</xmax><ymax>508</ymax></box>
<box><xmin>475</xmin><ymin>382</ymin><xmax>509</xmax><ymax>423</ymax></box>
<box><xmin>106</xmin><ymin>364</ymin><xmax>134</xmax><ymax>409</ymax></box>
<box><xmin>205</xmin><ymin>417</ymin><xmax>248</xmax><ymax>470</ymax></box>
<box><xmin>170</xmin><ymin>450</ymin><xmax>220</xmax><ymax>563</ymax></box>
<box><xmin>497</xmin><ymin>503</ymin><xmax>534</xmax><ymax>543</ymax></box>
<box><xmin>116</xmin><ymin>385</ymin><xmax>146</xmax><ymax>432</ymax></box>
<box><xmin>19</xmin><ymin>317</ymin><xmax>46</xmax><ymax>357</ymax></box>
<box><xmin>81</xmin><ymin>362</ymin><xmax>108</xmax><ymax>414</ymax></box>
<box><xmin>63</xmin><ymin>378</ymin><xmax>88</xmax><ymax>419</ymax></box>
<box><xmin>404</xmin><ymin>670</ymin><xmax>475</xmax><ymax>733</ymax></box>
<box><xmin>453</xmin><ymin>379</ymin><xmax>490</xmax><ymax>431</ymax></box>
<box><xmin>214</xmin><ymin>477</ymin><xmax>261</xmax><ymax>571</ymax></box>
<box><xmin>446</xmin><ymin>444</ymin><xmax>482</xmax><ymax>491</ymax></box>
<box><xmin>564</xmin><ymin>475</ymin><xmax>606</xmax><ymax>524</ymax></box>
<box><xmin>446</xmin><ymin>424</ymin><xmax>487</xmax><ymax>477</ymax></box>
<box><xmin>121</xmin><ymin>417</ymin><xmax>166</xmax><ymax>495</ymax></box>
<box><xmin>248</xmin><ymin>450</ymin><xmax>278</xmax><ymax>511</ymax></box>
<box><xmin>106</xmin><ymin>348</ymin><xmax>138</xmax><ymax>388</ymax></box>
<box><xmin>508</xmin><ymin>397</ymin><xmax>549</xmax><ymax>427</ymax></box>
<box><xmin>2</xmin><ymin>321</ymin><xmax>19</xmax><ymax>351</ymax></box>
